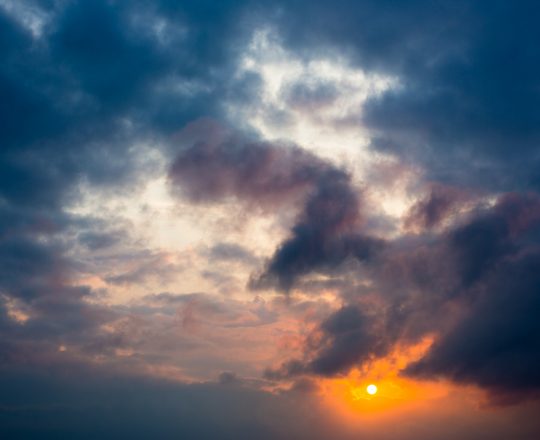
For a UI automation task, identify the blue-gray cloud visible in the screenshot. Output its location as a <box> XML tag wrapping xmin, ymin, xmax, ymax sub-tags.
<box><xmin>3</xmin><ymin>1</ymin><xmax>540</xmax><ymax>436</ymax></box>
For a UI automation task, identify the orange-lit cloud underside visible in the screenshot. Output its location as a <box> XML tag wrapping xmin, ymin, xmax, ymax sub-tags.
<box><xmin>316</xmin><ymin>336</ymin><xmax>456</xmax><ymax>420</ymax></box>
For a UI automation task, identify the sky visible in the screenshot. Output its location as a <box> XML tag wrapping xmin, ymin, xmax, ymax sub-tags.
<box><xmin>1</xmin><ymin>0</ymin><xmax>540</xmax><ymax>438</ymax></box>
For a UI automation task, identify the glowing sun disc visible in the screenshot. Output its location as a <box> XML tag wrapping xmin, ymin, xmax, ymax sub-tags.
<box><xmin>366</xmin><ymin>384</ymin><xmax>378</xmax><ymax>395</ymax></box>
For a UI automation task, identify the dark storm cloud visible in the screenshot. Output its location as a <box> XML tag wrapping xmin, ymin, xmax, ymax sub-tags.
<box><xmin>170</xmin><ymin>124</ymin><xmax>383</xmax><ymax>290</ymax></box>
<box><xmin>267</xmin><ymin>193</ymin><xmax>540</xmax><ymax>404</ymax></box>
<box><xmin>410</xmin><ymin>192</ymin><xmax>540</xmax><ymax>405</ymax></box>
<box><xmin>403</xmin><ymin>193</ymin><xmax>540</xmax><ymax>404</ymax></box>
<box><xmin>405</xmin><ymin>251</ymin><xmax>540</xmax><ymax>405</ymax></box>
<box><xmin>256</xmin><ymin>170</ymin><xmax>383</xmax><ymax>291</ymax></box>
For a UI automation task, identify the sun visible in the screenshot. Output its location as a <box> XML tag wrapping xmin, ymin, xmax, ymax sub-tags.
<box><xmin>366</xmin><ymin>384</ymin><xmax>378</xmax><ymax>395</ymax></box>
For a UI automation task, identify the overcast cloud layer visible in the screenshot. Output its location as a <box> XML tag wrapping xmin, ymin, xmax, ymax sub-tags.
<box><xmin>2</xmin><ymin>1</ymin><xmax>540</xmax><ymax>438</ymax></box>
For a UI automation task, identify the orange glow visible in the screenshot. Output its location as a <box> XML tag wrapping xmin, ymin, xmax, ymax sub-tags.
<box><xmin>316</xmin><ymin>336</ymin><xmax>455</xmax><ymax>422</ymax></box>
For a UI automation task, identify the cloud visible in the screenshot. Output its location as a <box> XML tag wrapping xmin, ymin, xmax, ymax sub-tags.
<box><xmin>3</xmin><ymin>0</ymin><xmax>540</xmax><ymax>435</ymax></box>
<box><xmin>266</xmin><ymin>193</ymin><xmax>540</xmax><ymax>405</ymax></box>
<box><xmin>266</xmin><ymin>1</ymin><xmax>540</xmax><ymax>190</ymax></box>
<box><xmin>104</xmin><ymin>251</ymin><xmax>181</xmax><ymax>286</ymax></box>
<box><xmin>0</xmin><ymin>3</ymin><xmax>184</xmax><ymax>359</ymax></box>
<box><xmin>2</xmin><ymin>354</ymin><xmax>539</xmax><ymax>440</ymax></box>
<box><xmin>282</xmin><ymin>79</ymin><xmax>340</xmax><ymax>112</ymax></box>
<box><xmin>207</xmin><ymin>242</ymin><xmax>259</xmax><ymax>265</ymax></box>
<box><xmin>266</xmin><ymin>304</ymin><xmax>389</xmax><ymax>378</ymax></box>
<box><xmin>169</xmin><ymin>120</ymin><xmax>333</xmax><ymax>206</ymax></box>
<box><xmin>0</xmin><ymin>364</ymin><xmax>337</xmax><ymax>440</ymax></box>
<box><xmin>170</xmin><ymin>120</ymin><xmax>383</xmax><ymax>290</ymax></box>
<box><xmin>403</xmin><ymin>193</ymin><xmax>540</xmax><ymax>404</ymax></box>
<box><xmin>404</xmin><ymin>184</ymin><xmax>467</xmax><ymax>231</ymax></box>
<box><xmin>0</xmin><ymin>0</ymin><xmax>263</xmax><ymax>381</ymax></box>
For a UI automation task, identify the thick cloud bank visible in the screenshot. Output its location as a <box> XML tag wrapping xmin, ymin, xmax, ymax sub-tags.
<box><xmin>3</xmin><ymin>0</ymin><xmax>540</xmax><ymax>438</ymax></box>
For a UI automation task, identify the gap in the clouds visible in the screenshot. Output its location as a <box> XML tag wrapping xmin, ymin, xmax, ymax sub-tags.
<box><xmin>227</xmin><ymin>26</ymin><xmax>397</xmax><ymax>164</ymax></box>
<box><xmin>228</xmin><ymin>27</ymin><xmax>399</xmax><ymax>160</ymax></box>
<box><xmin>60</xmin><ymin>135</ymin><xmax>313</xmax><ymax>386</ymax></box>
<box><xmin>224</xmin><ymin>26</ymin><xmax>422</xmax><ymax>227</ymax></box>
<box><xmin>65</xmin><ymin>141</ymin><xmax>282</xmax><ymax>305</ymax></box>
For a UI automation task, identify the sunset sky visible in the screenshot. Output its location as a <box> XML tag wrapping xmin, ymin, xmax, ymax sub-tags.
<box><xmin>2</xmin><ymin>1</ymin><xmax>540</xmax><ymax>438</ymax></box>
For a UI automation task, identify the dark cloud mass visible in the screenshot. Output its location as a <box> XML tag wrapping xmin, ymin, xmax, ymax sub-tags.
<box><xmin>170</xmin><ymin>123</ymin><xmax>383</xmax><ymax>290</ymax></box>
<box><xmin>264</xmin><ymin>304</ymin><xmax>388</xmax><ymax>379</ymax></box>
<box><xmin>3</xmin><ymin>0</ymin><xmax>540</xmax><ymax>438</ymax></box>
<box><xmin>264</xmin><ymin>193</ymin><xmax>540</xmax><ymax>404</ymax></box>
<box><xmin>403</xmin><ymin>194</ymin><xmax>540</xmax><ymax>402</ymax></box>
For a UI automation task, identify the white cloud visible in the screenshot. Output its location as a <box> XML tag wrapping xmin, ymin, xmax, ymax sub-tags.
<box><xmin>228</xmin><ymin>27</ymin><xmax>399</xmax><ymax>168</ymax></box>
<box><xmin>0</xmin><ymin>0</ymin><xmax>51</xmax><ymax>38</ymax></box>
